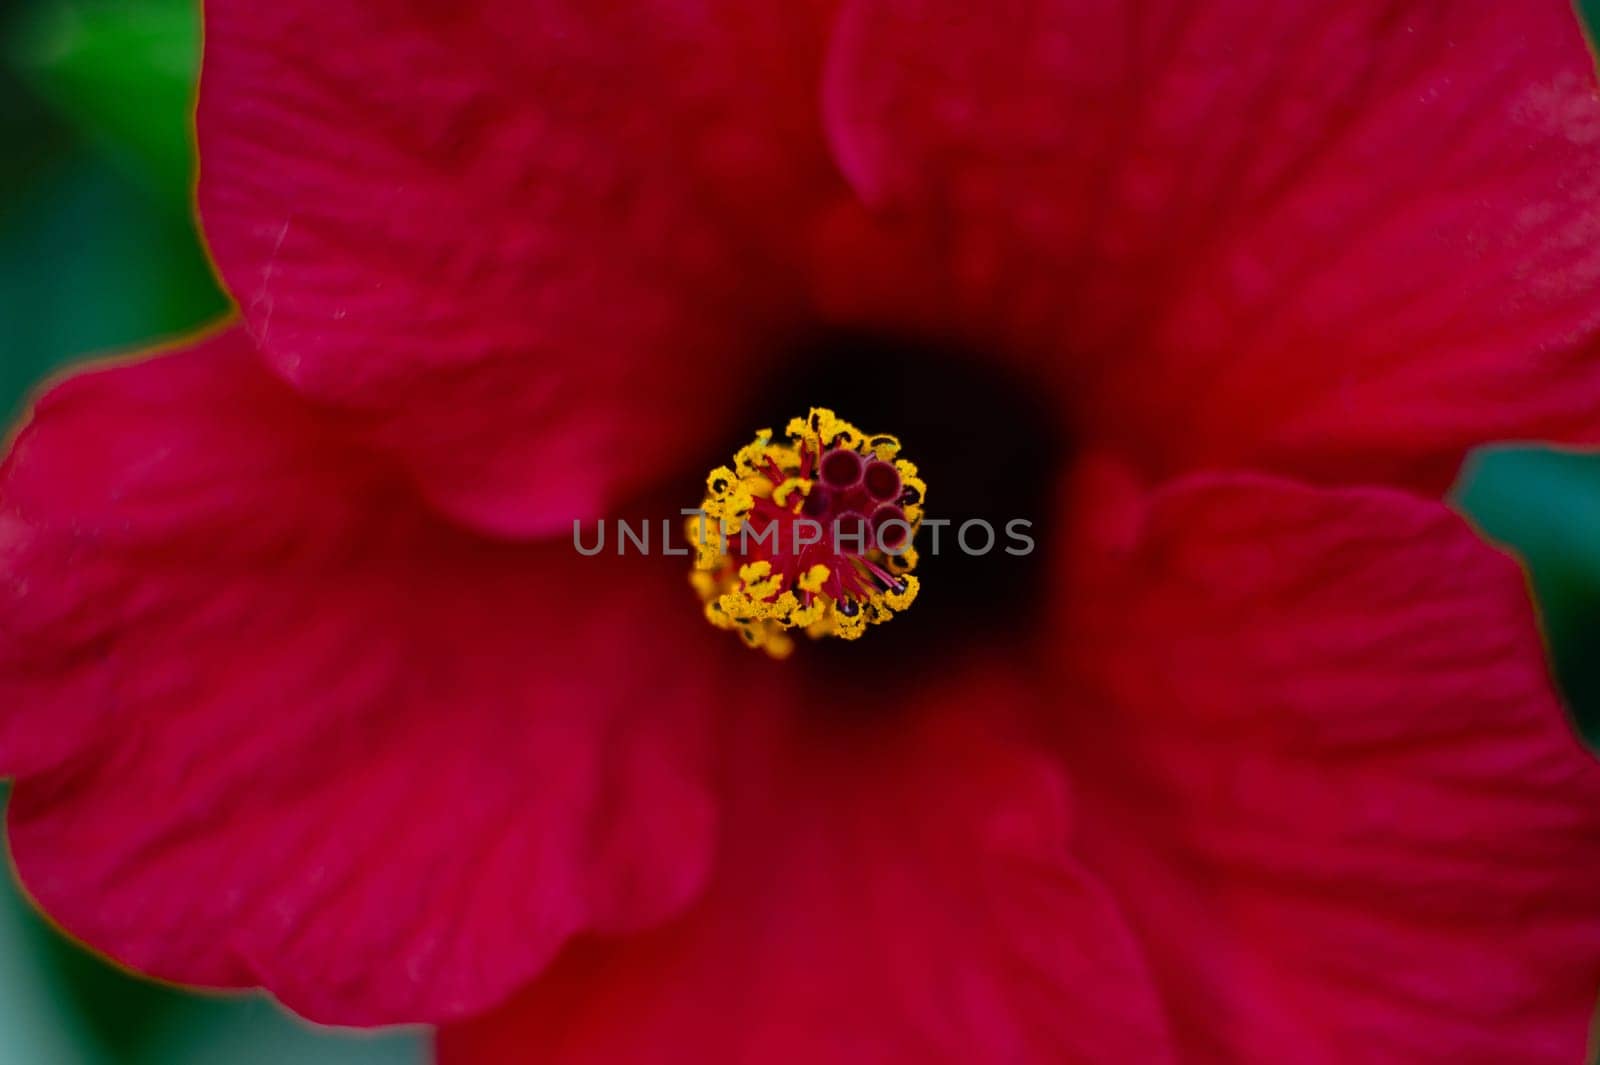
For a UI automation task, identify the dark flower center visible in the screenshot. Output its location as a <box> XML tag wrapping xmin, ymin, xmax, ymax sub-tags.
<box><xmin>752</xmin><ymin>329</ymin><xmax>1066</xmax><ymax>657</ymax></box>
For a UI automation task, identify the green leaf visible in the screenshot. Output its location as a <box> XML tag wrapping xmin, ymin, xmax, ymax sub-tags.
<box><xmin>1456</xmin><ymin>447</ymin><xmax>1600</xmax><ymax>743</ymax></box>
<box><xmin>135</xmin><ymin>1002</ymin><xmax>425</xmax><ymax>1065</ymax></box>
<box><xmin>0</xmin><ymin>866</ymin><xmax>99</xmax><ymax>1065</ymax></box>
<box><xmin>0</xmin><ymin>150</ymin><xmax>228</xmax><ymax>420</ymax></box>
<box><xmin>9</xmin><ymin>0</ymin><xmax>202</xmax><ymax>205</ymax></box>
<box><xmin>1584</xmin><ymin>0</ymin><xmax>1600</xmax><ymax>37</ymax></box>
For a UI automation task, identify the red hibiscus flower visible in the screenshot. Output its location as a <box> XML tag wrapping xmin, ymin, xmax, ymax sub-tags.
<box><xmin>8</xmin><ymin>1</ymin><xmax>1600</xmax><ymax>1061</ymax></box>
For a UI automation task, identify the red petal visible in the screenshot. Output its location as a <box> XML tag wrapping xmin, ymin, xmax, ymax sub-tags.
<box><xmin>1056</xmin><ymin>468</ymin><xmax>1600</xmax><ymax>1062</ymax></box>
<box><xmin>197</xmin><ymin>0</ymin><xmax>843</xmax><ymax>535</ymax></box>
<box><xmin>0</xmin><ymin>329</ymin><xmax>726</xmax><ymax>1024</ymax></box>
<box><xmin>439</xmin><ymin>683</ymin><xmax>1175</xmax><ymax>1064</ymax></box>
<box><xmin>824</xmin><ymin>1</ymin><xmax>1600</xmax><ymax>491</ymax></box>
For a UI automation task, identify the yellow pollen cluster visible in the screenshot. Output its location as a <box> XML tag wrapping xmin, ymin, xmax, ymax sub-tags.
<box><xmin>688</xmin><ymin>408</ymin><xmax>925</xmax><ymax>658</ymax></box>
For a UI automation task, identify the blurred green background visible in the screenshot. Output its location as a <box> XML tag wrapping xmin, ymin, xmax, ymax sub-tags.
<box><xmin>0</xmin><ymin>0</ymin><xmax>421</xmax><ymax>1061</ymax></box>
<box><xmin>3</xmin><ymin>0</ymin><xmax>1600</xmax><ymax>1062</ymax></box>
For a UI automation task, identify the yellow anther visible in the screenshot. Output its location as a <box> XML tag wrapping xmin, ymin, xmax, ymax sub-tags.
<box><xmin>690</xmin><ymin>409</ymin><xmax>924</xmax><ymax>657</ymax></box>
<box><xmin>884</xmin><ymin>575</ymin><xmax>920</xmax><ymax>612</ymax></box>
<box><xmin>772</xmin><ymin>477</ymin><xmax>812</xmax><ymax>508</ymax></box>
<box><xmin>798</xmin><ymin>564</ymin><xmax>831</xmax><ymax>594</ymax></box>
<box><xmin>867</xmin><ymin>434</ymin><xmax>902</xmax><ymax>460</ymax></box>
